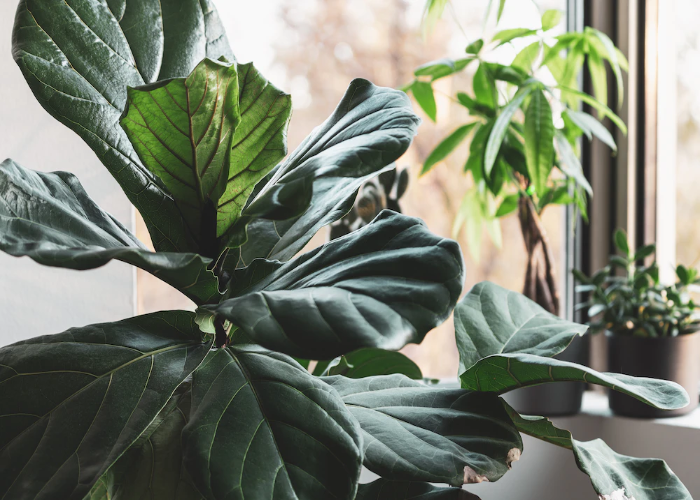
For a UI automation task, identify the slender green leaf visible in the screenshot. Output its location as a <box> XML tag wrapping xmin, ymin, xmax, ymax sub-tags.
<box><xmin>484</xmin><ymin>87</ymin><xmax>533</xmax><ymax>176</ymax></box>
<box><xmin>465</xmin><ymin>39</ymin><xmax>485</xmax><ymax>55</ymax></box>
<box><xmin>497</xmin><ymin>0</ymin><xmax>507</xmax><ymax>21</ymax></box>
<box><xmin>0</xmin><ymin>159</ymin><xmax>219</xmax><ymax>304</ymax></box>
<box><xmin>412</xmin><ymin>81</ymin><xmax>437</xmax><ymax>121</ymax></box>
<box><xmin>512</xmin><ymin>42</ymin><xmax>542</xmax><ymax>74</ymax></box>
<box><xmin>541</xmin><ymin>10</ymin><xmax>563</xmax><ymax>31</ymax></box>
<box><xmin>462</xmin><ymin>353</ymin><xmax>689</xmax><ymax>411</ymax></box>
<box><xmin>590</xmin><ymin>29</ymin><xmax>625</xmax><ymax>108</ymax></box>
<box><xmin>182</xmin><ymin>346</ymin><xmax>363</xmax><ymax>499</ymax></box>
<box><xmin>565</xmin><ymin>110</ymin><xmax>617</xmax><ymax>151</ymax></box>
<box><xmin>473</xmin><ymin>65</ymin><xmax>497</xmax><ymax>109</ymax></box>
<box><xmin>324</xmin><ymin>375</ymin><xmax>523</xmax><ymax>486</ymax></box>
<box><xmin>614</xmin><ymin>229</ymin><xmax>631</xmax><ymax>256</ymax></box>
<box><xmin>415</xmin><ymin>58</ymin><xmax>455</xmax><ymax>79</ymax></box>
<box><xmin>357</xmin><ymin>480</ymin><xmax>479</xmax><ymax>499</ymax></box>
<box><xmin>493</xmin><ymin>28</ymin><xmax>537</xmax><ymax>45</ymax></box>
<box><xmin>209</xmin><ymin>212</ymin><xmax>464</xmax><ymax>359</ymax></box>
<box><xmin>558</xmin><ymin>86</ymin><xmax>627</xmax><ymax>133</ymax></box>
<box><xmin>554</xmin><ymin>131</ymin><xmax>593</xmax><ymax>195</ymax></box>
<box><xmin>587</xmin><ymin>48</ymin><xmax>608</xmax><ymax>108</ymax></box>
<box><xmin>523</xmin><ymin>89</ymin><xmax>555</xmax><ymax>195</ymax></box>
<box><xmin>0</xmin><ymin>311</ymin><xmax>212</xmax><ymax>500</ymax></box>
<box><xmin>454</xmin><ymin>282</ymin><xmax>588</xmax><ymax>373</ymax></box>
<box><xmin>234</xmin><ymin>80</ymin><xmax>420</xmax><ymax>265</ymax></box>
<box><xmin>506</xmin><ymin>408</ymin><xmax>692</xmax><ymax>500</ymax></box>
<box><xmin>422</xmin><ymin>123</ymin><xmax>478</xmax><ymax>175</ymax></box>
<box><xmin>12</xmin><ymin>0</ymin><xmax>233</xmax><ymax>252</ymax></box>
<box><xmin>121</xmin><ymin>58</ymin><xmax>241</xmax><ymax>254</ymax></box>
<box><xmin>422</xmin><ymin>0</ymin><xmax>449</xmax><ymax>34</ymax></box>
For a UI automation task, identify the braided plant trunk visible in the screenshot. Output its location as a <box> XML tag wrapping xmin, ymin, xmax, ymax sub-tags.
<box><xmin>518</xmin><ymin>194</ymin><xmax>560</xmax><ymax>316</ymax></box>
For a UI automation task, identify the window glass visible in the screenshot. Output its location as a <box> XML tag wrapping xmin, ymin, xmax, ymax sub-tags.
<box><xmin>137</xmin><ymin>0</ymin><xmax>569</xmax><ymax>377</ymax></box>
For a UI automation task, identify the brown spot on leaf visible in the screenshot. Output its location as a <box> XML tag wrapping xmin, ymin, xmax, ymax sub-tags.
<box><xmin>463</xmin><ymin>466</ymin><xmax>489</xmax><ymax>484</ymax></box>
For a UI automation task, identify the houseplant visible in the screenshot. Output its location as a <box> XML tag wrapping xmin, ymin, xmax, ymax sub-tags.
<box><xmin>0</xmin><ymin>1</ymin><xmax>691</xmax><ymax>498</ymax></box>
<box><xmin>406</xmin><ymin>2</ymin><xmax>627</xmax><ymax>316</ymax></box>
<box><xmin>575</xmin><ymin>229</ymin><xmax>700</xmax><ymax>417</ymax></box>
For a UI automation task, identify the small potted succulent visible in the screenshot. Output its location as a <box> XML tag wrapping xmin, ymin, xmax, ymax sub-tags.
<box><xmin>575</xmin><ymin>230</ymin><xmax>700</xmax><ymax>417</ymax></box>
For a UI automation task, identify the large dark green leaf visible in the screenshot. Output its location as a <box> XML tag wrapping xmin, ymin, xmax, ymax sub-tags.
<box><xmin>454</xmin><ymin>282</ymin><xmax>588</xmax><ymax>373</ymax></box>
<box><xmin>207</xmin><ymin>211</ymin><xmax>464</xmax><ymax>359</ymax></box>
<box><xmin>323</xmin><ymin>375</ymin><xmax>522</xmax><ymax>486</ymax></box>
<box><xmin>523</xmin><ymin>89</ymin><xmax>554</xmax><ymax>195</ymax></box>
<box><xmin>91</xmin><ymin>384</ymin><xmax>204</xmax><ymax>500</ymax></box>
<box><xmin>357</xmin><ymin>480</ymin><xmax>479</xmax><ymax>499</ymax></box>
<box><xmin>181</xmin><ymin>345</ymin><xmax>363</xmax><ymax>500</ymax></box>
<box><xmin>233</xmin><ymin>79</ymin><xmax>421</xmax><ymax>266</ymax></box>
<box><xmin>461</xmin><ymin>353</ymin><xmax>689</xmax><ymax>411</ymax></box>
<box><xmin>0</xmin><ymin>311</ymin><xmax>212</xmax><ymax>500</ymax></box>
<box><xmin>121</xmin><ymin>58</ymin><xmax>241</xmax><ymax>253</ymax></box>
<box><xmin>217</xmin><ymin>62</ymin><xmax>292</xmax><ymax>247</ymax></box>
<box><xmin>0</xmin><ymin>159</ymin><xmax>219</xmax><ymax>304</ymax></box>
<box><xmin>12</xmin><ymin>0</ymin><xmax>233</xmax><ymax>252</ymax></box>
<box><xmin>507</xmin><ymin>407</ymin><xmax>692</xmax><ymax>500</ymax></box>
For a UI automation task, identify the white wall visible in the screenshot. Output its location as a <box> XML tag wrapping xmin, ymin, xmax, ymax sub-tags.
<box><xmin>0</xmin><ymin>2</ymin><xmax>135</xmax><ymax>344</ymax></box>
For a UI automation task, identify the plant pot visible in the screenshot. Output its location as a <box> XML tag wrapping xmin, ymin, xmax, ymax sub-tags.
<box><xmin>502</xmin><ymin>334</ymin><xmax>590</xmax><ymax>416</ymax></box>
<box><xmin>607</xmin><ymin>331</ymin><xmax>700</xmax><ymax>418</ymax></box>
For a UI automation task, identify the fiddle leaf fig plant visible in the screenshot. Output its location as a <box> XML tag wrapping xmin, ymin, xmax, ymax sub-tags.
<box><xmin>0</xmin><ymin>1</ymin><xmax>692</xmax><ymax>499</ymax></box>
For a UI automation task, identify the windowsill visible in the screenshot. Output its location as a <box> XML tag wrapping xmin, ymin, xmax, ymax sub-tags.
<box><xmin>577</xmin><ymin>390</ymin><xmax>700</xmax><ymax>430</ymax></box>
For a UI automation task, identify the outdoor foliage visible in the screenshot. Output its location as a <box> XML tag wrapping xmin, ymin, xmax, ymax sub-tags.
<box><xmin>0</xmin><ymin>1</ymin><xmax>691</xmax><ymax>499</ymax></box>
<box><xmin>574</xmin><ymin>229</ymin><xmax>700</xmax><ymax>337</ymax></box>
<box><xmin>407</xmin><ymin>2</ymin><xmax>628</xmax><ymax>315</ymax></box>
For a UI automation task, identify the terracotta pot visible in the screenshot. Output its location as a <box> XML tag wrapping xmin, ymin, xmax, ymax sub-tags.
<box><xmin>607</xmin><ymin>331</ymin><xmax>700</xmax><ymax>418</ymax></box>
<box><xmin>502</xmin><ymin>334</ymin><xmax>590</xmax><ymax>416</ymax></box>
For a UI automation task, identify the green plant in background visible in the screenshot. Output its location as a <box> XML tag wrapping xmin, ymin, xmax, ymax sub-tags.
<box><xmin>0</xmin><ymin>0</ymin><xmax>691</xmax><ymax>499</ymax></box>
<box><xmin>574</xmin><ymin>230</ymin><xmax>700</xmax><ymax>337</ymax></box>
<box><xmin>406</xmin><ymin>1</ymin><xmax>627</xmax><ymax>315</ymax></box>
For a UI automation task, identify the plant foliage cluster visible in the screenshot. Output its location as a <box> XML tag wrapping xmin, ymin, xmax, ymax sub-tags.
<box><xmin>575</xmin><ymin>230</ymin><xmax>700</xmax><ymax>337</ymax></box>
<box><xmin>0</xmin><ymin>1</ymin><xmax>692</xmax><ymax>499</ymax></box>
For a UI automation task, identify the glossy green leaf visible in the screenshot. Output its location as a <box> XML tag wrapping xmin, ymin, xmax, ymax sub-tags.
<box><xmin>182</xmin><ymin>346</ymin><xmax>363</xmax><ymax>500</ymax></box>
<box><xmin>357</xmin><ymin>480</ymin><xmax>480</xmax><ymax>499</ymax></box>
<box><xmin>412</xmin><ymin>81</ymin><xmax>437</xmax><ymax>121</ymax></box>
<box><xmin>0</xmin><ymin>159</ymin><xmax>219</xmax><ymax>304</ymax></box>
<box><xmin>234</xmin><ymin>79</ymin><xmax>420</xmax><ymax>266</ymax></box>
<box><xmin>541</xmin><ymin>9</ymin><xmax>563</xmax><ymax>31</ymax></box>
<box><xmin>565</xmin><ymin>110</ymin><xmax>617</xmax><ymax>152</ymax></box>
<box><xmin>325</xmin><ymin>348</ymin><xmax>422</xmax><ymax>379</ymax></box>
<box><xmin>614</xmin><ymin>229</ymin><xmax>631</xmax><ymax>256</ymax></box>
<box><xmin>0</xmin><ymin>311</ymin><xmax>212</xmax><ymax>500</ymax></box>
<box><xmin>94</xmin><ymin>384</ymin><xmax>204</xmax><ymax>500</ymax></box>
<box><xmin>422</xmin><ymin>123</ymin><xmax>478</xmax><ymax>175</ymax></box>
<box><xmin>484</xmin><ymin>87</ymin><xmax>532</xmax><ymax>176</ymax></box>
<box><xmin>414</xmin><ymin>57</ymin><xmax>474</xmax><ymax>80</ymax></box>
<box><xmin>217</xmin><ymin>62</ymin><xmax>292</xmax><ymax>246</ymax></box>
<box><xmin>208</xmin><ymin>211</ymin><xmax>464</xmax><ymax>359</ymax></box>
<box><xmin>462</xmin><ymin>353</ymin><xmax>689</xmax><ymax>410</ymax></box>
<box><xmin>324</xmin><ymin>375</ymin><xmax>522</xmax><ymax>486</ymax></box>
<box><xmin>12</xmin><ymin>0</ymin><xmax>233</xmax><ymax>252</ymax></box>
<box><xmin>523</xmin><ymin>89</ymin><xmax>554</xmax><ymax>195</ymax></box>
<box><xmin>590</xmin><ymin>29</ymin><xmax>625</xmax><ymax>108</ymax></box>
<box><xmin>512</xmin><ymin>42</ymin><xmax>542</xmax><ymax>74</ymax></box>
<box><xmin>465</xmin><ymin>39</ymin><xmax>484</xmax><ymax>55</ymax></box>
<box><xmin>454</xmin><ymin>282</ymin><xmax>588</xmax><ymax>372</ymax></box>
<box><xmin>554</xmin><ymin>131</ymin><xmax>593</xmax><ymax>195</ymax></box>
<box><xmin>506</xmin><ymin>408</ymin><xmax>692</xmax><ymax>500</ymax></box>
<box><xmin>121</xmin><ymin>58</ymin><xmax>240</xmax><ymax>254</ymax></box>
<box><xmin>473</xmin><ymin>65</ymin><xmax>497</xmax><ymax>109</ymax></box>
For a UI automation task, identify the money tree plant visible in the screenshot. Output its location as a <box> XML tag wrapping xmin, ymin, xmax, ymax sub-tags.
<box><xmin>0</xmin><ymin>1</ymin><xmax>690</xmax><ymax>500</ymax></box>
<box><xmin>406</xmin><ymin>3</ymin><xmax>628</xmax><ymax>315</ymax></box>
